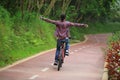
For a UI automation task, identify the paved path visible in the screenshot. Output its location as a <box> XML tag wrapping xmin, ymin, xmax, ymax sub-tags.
<box><xmin>0</xmin><ymin>34</ymin><xmax>111</xmax><ymax>80</ymax></box>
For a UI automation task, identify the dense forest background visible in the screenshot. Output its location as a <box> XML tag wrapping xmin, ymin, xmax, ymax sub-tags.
<box><xmin>0</xmin><ymin>0</ymin><xmax>120</xmax><ymax>67</ymax></box>
<box><xmin>0</xmin><ymin>0</ymin><xmax>120</xmax><ymax>21</ymax></box>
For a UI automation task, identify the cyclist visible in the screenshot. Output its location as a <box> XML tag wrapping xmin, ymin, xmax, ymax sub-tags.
<box><xmin>40</xmin><ymin>14</ymin><xmax>88</xmax><ymax>65</ymax></box>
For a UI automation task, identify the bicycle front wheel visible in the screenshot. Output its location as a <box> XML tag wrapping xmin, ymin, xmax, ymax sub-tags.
<box><xmin>58</xmin><ymin>54</ymin><xmax>62</xmax><ymax>71</ymax></box>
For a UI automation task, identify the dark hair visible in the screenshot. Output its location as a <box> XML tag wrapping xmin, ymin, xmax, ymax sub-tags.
<box><xmin>60</xmin><ymin>14</ymin><xmax>66</xmax><ymax>21</ymax></box>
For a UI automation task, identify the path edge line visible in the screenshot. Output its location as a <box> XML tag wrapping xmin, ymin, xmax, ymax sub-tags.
<box><xmin>102</xmin><ymin>62</ymin><xmax>108</xmax><ymax>80</ymax></box>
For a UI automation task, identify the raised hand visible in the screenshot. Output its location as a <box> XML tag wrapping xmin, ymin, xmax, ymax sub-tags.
<box><xmin>84</xmin><ymin>24</ymin><xmax>88</xmax><ymax>28</ymax></box>
<box><xmin>40</xmin><ymin>16</ymin><xmax>44</xmax><ymax>19</ymax></box>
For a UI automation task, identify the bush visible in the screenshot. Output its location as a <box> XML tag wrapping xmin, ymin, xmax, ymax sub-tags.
<box><xmin>106</xmin><ymin>41</ymin><xmax>120</xmax><ymax>80</ymax></box>
<box><xmin>0</xmin><ymin>6</ymin><xmax>13</xmax><ymax>53</ymax></box>
<box><xmin>108</xmin><ymin>31</ymin><xmax>120</xmax><ymax>44</ymax></box>
<box><xmin>106</xmin><ymin>31</ymin><xmax>120</xmax><ymax>80</ymax></box>
<box><xmin>0</xmin><ymin>11</ymin><xmax>56</xmax><ymax>67</ymax></box>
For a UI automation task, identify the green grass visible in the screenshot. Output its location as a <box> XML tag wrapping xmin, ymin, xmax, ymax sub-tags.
<box><xmin>0</xmin><ymin>11</ymin><xmax>57</xmax><ymax>67</ymax></box>
<box><xmin>0</xmin><ymin>20</ymin><xmax>56</xmax><ymax>67</ymax></box>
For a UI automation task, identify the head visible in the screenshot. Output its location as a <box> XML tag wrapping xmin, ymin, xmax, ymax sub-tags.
<box><xmin>60</xmin><ymin>14</ymin><xmax>66</xmax><ymax>21</ymax></box>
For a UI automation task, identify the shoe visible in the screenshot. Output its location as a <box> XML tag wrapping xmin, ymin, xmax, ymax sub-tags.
<box><xmin>54</xmin><ymin>61</ymin><xmax>58</xmax><ymax>65</ymax></box>
<box><xmin>65</xmin><ymin>50</ymin><xmax>69</xmax><ymax>56</ymax></box>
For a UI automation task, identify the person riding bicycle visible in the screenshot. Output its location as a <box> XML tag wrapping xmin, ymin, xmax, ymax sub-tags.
<box><xmin>40</xmin><ymin>14</ymin><xmax>88</xmax><ymax>65</ymax></box>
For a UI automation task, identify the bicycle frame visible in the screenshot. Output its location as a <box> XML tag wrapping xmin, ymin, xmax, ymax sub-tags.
<box><xmin>60</xmin><ymin>41</ymin><xmax>65</xmax><ymax>61</ymax></box>
<box><xmin>58</xmin><ymin>40</ymin><xmax>65</xmax><ymax>71</ymax></box>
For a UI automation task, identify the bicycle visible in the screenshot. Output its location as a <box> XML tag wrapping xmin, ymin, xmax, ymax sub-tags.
<box><xmin>57</xmin><ymin>40</ymin><xmax>66</xmax><ymax>71</ymax></box>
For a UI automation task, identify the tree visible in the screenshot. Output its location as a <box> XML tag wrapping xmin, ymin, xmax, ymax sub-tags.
<box><xmin>43</xmin><ymin>0</ymin><xmax>56</xmax><ymax>16</ymax></box>
<box><xmin>62</xmin><ymin>0</ymin><xmax>71</xmax><ymax>14</ymax></box>
<box><xmin>0</xmin><ymin>0</ymin><xmax>118</xmax><ymax>22</ymax></box>
<box><xmin>36</xmin><ymin>0</ymin><xmax>44</xmax><ymax>14</ymax></box>
<box><xmin>20</xmin><ymin>0</ymin><xmax>24</xmax><ymax>19</ymax></box>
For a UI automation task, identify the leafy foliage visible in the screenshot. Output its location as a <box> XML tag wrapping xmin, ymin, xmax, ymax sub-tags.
<box><xmin>0</xmin><ymin>0</ymin><xmax>119</xmax><ymax>22</ymax></box>
<box><xmin>0</xmin><ymin>9</ymin><xmax>56</xmax><ymax>67</ymax></box>
<box><xmin>106</xmin><ymin>31</ymin><xmax>120</xmax><ymax>79</ymax></box>
<box><xmin>108</xmin><ymin>31</ymin><xmax>120</xmax><ymax>45</ymax></box>
<box><xmin>106</xmin><ymin>41</ymin><xmax>120</xmax><ymax>80</ymax></box>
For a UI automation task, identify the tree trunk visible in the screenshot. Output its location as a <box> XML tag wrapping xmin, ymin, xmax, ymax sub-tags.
<box><xmin>76</xmin><ymin>0</ymin><xmax>81</xmax><ymax>11</ymax></box>
<box><xmin>37</xmin><ymin>0</ymin><xmax>44</xmax><ymax>14</ymax></box>
<box><xmin>27</xmin><ymin>0</ymin><xmax>33</xmax><ymax>12</ymax></box>
<box><xmin>20</xmin><ymin>0</ymin><xmax>24</xmax><ymax>19</ymax></box>
<box><xmin>62</xmin><ymin>0</ymin><xmax>71</xmax><ymax>14</ymax></box>
<box><xmin>43</xmin><ymin>0</ymin><xmax>56</xmax><ymax>16</ymax></box>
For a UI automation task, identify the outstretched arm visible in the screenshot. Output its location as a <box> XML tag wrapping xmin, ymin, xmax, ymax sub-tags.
<box><xmin>40</xmin><ymin>16</ymin><xmax>57</xmax><ymax>24</ymax></box>
<box><xmin>69</xmin><ymin>22</ymin><xmax>88</xmax><ymax>28</ymax></box>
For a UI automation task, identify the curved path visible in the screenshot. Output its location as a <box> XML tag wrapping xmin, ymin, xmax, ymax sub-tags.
<box><xmin>0</xmin><ymin>34</ymin><xmax>111</xmax><ymax>80</ymax></box>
